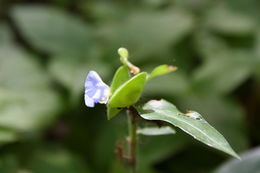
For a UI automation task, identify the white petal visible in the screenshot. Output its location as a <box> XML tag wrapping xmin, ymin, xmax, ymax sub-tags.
<box><xmin>92</xmin><ymin>89</ymin><xmax>102</xmax><ymax>100</ymax></box>
<box><xmin>84</xmin><ymin>94</ymin><xmax>94</xmax><ymax>107</ymax></box>
<box><xmin>88</xmin><ymin>71</ymin><xmax>103</xmax><ymax>82</ymax></box>
<box><xmin>84</xmin><ymin>71</ymin><xmax>111</xmax><ymax>107</ymax></box>
<box><xmin>84</xmin><ymin>81</ymin><xmax>93</xmax><ymax>88</ymax></box>
<box><xmin>96</xmin><ymin>81</ymin><xmax>108</xmax><ymax>87</ymax></box>
<box><xmin>99</xmin><ymin>88</ymin><xmax>110</xmax><ymax>104</ymax></box>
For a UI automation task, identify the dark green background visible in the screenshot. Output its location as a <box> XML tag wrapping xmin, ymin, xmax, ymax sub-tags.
<box><xmin>0</xmin><ymin>0</ymin><xmax>259</xmax><ymax>172</ymax></box>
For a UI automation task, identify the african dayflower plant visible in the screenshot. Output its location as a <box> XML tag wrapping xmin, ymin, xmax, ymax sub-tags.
<box><xmin>84</xmin><ymin>48</ymin><xmax>240</xmax><ymax>173</ymax></box>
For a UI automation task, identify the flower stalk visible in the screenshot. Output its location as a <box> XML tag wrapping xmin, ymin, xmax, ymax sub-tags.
<box><xmin>118</xmin><ymin>48</ymin><xmax>140</xmax><ymax>75</ymax></box>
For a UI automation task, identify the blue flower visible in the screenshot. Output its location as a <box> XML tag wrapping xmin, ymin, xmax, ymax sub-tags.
<box><xmin>84</xmin><ymin>71</ymin><xmax>110</xmax><ymax>107</ymax></box>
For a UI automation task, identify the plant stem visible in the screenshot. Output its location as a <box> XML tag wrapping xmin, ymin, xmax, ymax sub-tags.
<box><xmin>127</xmin><ymin>106</ymin><xmax>138</xmax><ymax>173</ymax></box>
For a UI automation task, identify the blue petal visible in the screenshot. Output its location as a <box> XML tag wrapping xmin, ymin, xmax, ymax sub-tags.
<box><xmin>85</xmin><ymin>88</ymin><xmax>97</xmax><ymax>98</ymax></box>
<box><xmin>84</xmin><ymin>71</ymin><xmax>110</xmax><ymax>107</ymax></box>
<box><xmin>85</xmin><ymin>71</ymin><xmax>103</xmax><ymax>86</ymax></box>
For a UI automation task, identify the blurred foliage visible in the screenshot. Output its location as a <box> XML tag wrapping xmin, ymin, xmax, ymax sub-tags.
<box><xmin>215</xmin><ymin>147</ymin><xmax>260</xmax><ymax>173</ymax></box>
<box><xmin>0</xmin><ymin>0</ymin><xmax>260</xmax><ymax>172</ymax></box>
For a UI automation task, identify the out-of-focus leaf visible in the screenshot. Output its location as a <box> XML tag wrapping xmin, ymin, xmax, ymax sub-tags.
<box><xmin>133</xmin><ymin>131</ymin><xmax>186</xmax><ymax>173</ymax></box>
<box><xmin>108</xmin><ymin>72</ymin><xmax>147</xmax><ymax>108</ymax></box>
<box><xmin>95</xmin><ymin>121</ymin><xmax>125</xmax><ymax>173</ymax></box>
<box><xmin>0</xmin><ymin>129</ymin><xmax>18</xmax><ymax>144</ymax></box>
<box><xmin>144</xmin><ymin>71</ymin><xmax>189</xmax><ymax>97</ymax></box>
<box><xmin>109</xmin><ymin>158</ymin><xmax>158</xmax><ymax>173</ymax></box>
<box><xmin>109</xmin><ymin>159</ymin><xmax>129</xmax><ymax>173</ymax></box>
<box><xmin>142</xmin><ymin>0</ymin><xmax>170</xmax><ymax>8</ymax></box>
<box><xmin>138</xmin><ymin>132</ymin><xmax>189</xmax><ymax>170</ymax></box>
<box><xmin>193</xmin><ymin>30</ymin><xmax>230</xmax><ymax>59</ymax></box>
<box><xmin>0</xmin><ymin>49</ymin><xmax>49</xmax><ymax>90</ymax></box>
<box><xmin>0</xmin><ymin>23</ymin><xmax>12</xmax><ymax>45</ymax></box>
<box><xmin>107</xmin><ymin>66</ymin><xmax>130</xmax><ymax>119</ymax></box>
<box><xmin>48</xmin><ymin>56</ymin><xmax>110</xmax><ymax>105</ymax></box>
<box><xmin>12</xmin><ymin>5</ymin><xmax>94</xmax><ymax>56</ymax></box>
<box><xmin>138</xmin><ymin>99</ymin><xmax>239</xmax><ymax>158</ymax></box>
<box><xmin>254</xmin><ymin>30</ymin><xmax>260</xmax><ymax>79</ymax></box>
<box><xmin>29</xmin><ymin>149</ymin><xmax>90</xmax><ymax>173</ymax></box>
<box><xmin>101</xmin><ymin>8</ymin><xmax>194</xmax><ymax>60</ymax></box>
<box><xmin>0</xmin><ymin>155</ymin><xmax>19</xmax><ymax>173</ymax></box>
<box><xmin>0</xmin><ymin>89</ymin><xmax>61</xmax><ymax>131</ymax></box>
<box><xmin>88</xmin><ymin>2</ymin><xmax>126</xmax><ymax>22</ymax></box>
<box><xmin>137</xmin><ymin>126</ymin><xmax>175</xmax><ymax>136</ymax></box>
<box><xmin>192</xmin><ymin>55</ymin><xmax>253</xmax><ymax>94</ymax></box>
<box><xmin>177</xmin><ymin>94</ymin><xmax>248</xmax><ymax>152</ymax></box>
<box><xmin>147</xmin><ymin>65</ymin><xmax>177</xmax><ymax>81</ymax></box>
<box><xmin>214</xmin><ymin>147</ymin><xmax>260</xmax><ymax>173</ymax></box>
<box><xmin>255</xmin><ymin>30</ymin><xmax>260</xmax><ymax>57</ymax></box>
<box><xmin>0</xmin><ymin>45</ymin><xmax>61</xmax><ymax>131</ymax></box>
<box><xmin>174</xmin><ymin>0</ymin><xmax>212</xmax><ymax>12</ymax></box>
<box><xmin>0</xmin><ymin>24</ymin><xmax>55</xmax><ymax>143</ymax></box>
<box><xmin>204</xmin><ymin>6</ymin><xmax>256</xmax><ymax>35</ymax></box>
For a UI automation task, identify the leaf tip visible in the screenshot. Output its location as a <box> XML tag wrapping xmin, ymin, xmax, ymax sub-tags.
<box><xmin>167</xmin><ymin>65</ymin><xmax>178</xmax><ymax>71</ymax></box>
<box><xmin>232</xmin><ymin>152</ymin><xmax>241</xmax><ymax>160</ymax></box>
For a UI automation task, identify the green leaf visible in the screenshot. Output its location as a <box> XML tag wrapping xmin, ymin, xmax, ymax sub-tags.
<box><xmin>192</xmin><ymin>55</ymin><xmax>253</xmax><ymax>94</ymax></box>
<box><xmin>214</xmin><ymin>147</ymin><xmax>260</xmax><ymax>173</ymax></box>
<box><xmin>177</xmin><ymin>94</ymin><xmax>248</xmax><ymax>152</ymax></box>
<box><xmin>0</xmin><ymin>129</ymin><xmax>18</xmax><ymax>145</ymax></box>
<box><xmin>138</xmin><ymin>99</ymin><xmax>239</xmax><ymax>158</ymax></box>
<box><xmin>147</xmin><ymin>65</ymin><xmax>177</xmax><ymax>81</ymax></box>
<box><xmin>0</xmin><ymin>25</ymin><xmax>62</xmax><ymax>141</ymax></box>
<box><xmin>0</xmin><ymin>23</ymin><xmax>12</xmax><ymax>46</ymax></box>
<box><xmin>29</xmin><ymin>148</ymin><xmax>91</xmax><ymax>173</ymax></box>
<box><xmin>110</xmin><ymin>66</ymin><xmax>130</xmax><ymax>94</ymax></box>
<box><xmin>0</xmin><ymin>45</ymin><xmax>61</xmax><ymax>132</ymax></box>
<box><xmin>108</xmin><ymin>72</ymin><xmax>147</xmax><ymax>108</ymax></box>
<box><xmin>138</xmin><ymin>131</ymin><xmax>189</xmax><ymax>171</ymax></box>
<box><xmin>0</xmin><ymin>155</ymin><xmax>19</xmax><ymax>173</ymax></box>
<box><xmin>107</xmin><ymin>66</ymin><xmax>130</xmax><ymax>119</ymax></box>
<box><xmin>254</xmin><ymin>30</ymin><xmax>260</xmax><ymax>79</ymax></box>
<box><xmin>107</xmin><ymin>107</ymin><xmax>123</xmax><ymax>120</ymax></box>
<box><xmin>137</xmin><ymin>126</ymin><xmax>175</xmax><ymax>136</ymax></box>
<box><xmin>109</xmin><ymin>159</ymin><xmax>128</xmax><ymax>173</ymax></box>
<box><xmin>12</xmin><ymin>5</ymin><xmax>93</xmax><ymax>56</ymax></box>
<box><xmin>101</xmin><ymin>8</ymin><xmax>194</xmax><ymax>60</ymax></box>
<box><xmin>193</xmin><ymin>30</ymin><xmax>230</xmax><ymax>59</ymax></box>
<box><xmin>204</xmin><ymin>6</ymin><xmax>256</xmax><ymax>35</ymax></box>
<box><xmin>145</xmin><ymin>71</ymin><xmax>189</xmax><ymax>96</ymax></box>
<box><xmin>48</xmin><ymin>52</ymin><xmax>110</xmax><ymax>105</ymax></box>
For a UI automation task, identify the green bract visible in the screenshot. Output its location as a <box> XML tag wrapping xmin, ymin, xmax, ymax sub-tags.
<box><xmin>107</xmin><ymin>66</ymin><xmax>130</xmax><ymax>119</ymax></box>
<box><xmin>137</xmin><ymin>99</ymin><xmax>239</xmax><ymax>158</ymax></box>
<box><xmin>108</xmin><ymin>72</ymin><xmax>147</xmax><ymax>108</ymax></box>
<box><xmin>110</xmin><ymin>66</ymin><xmax>130</xmax><ymax>94</ymax></box>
